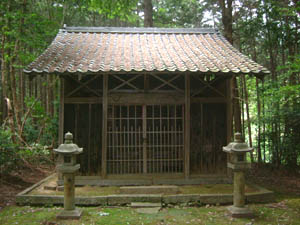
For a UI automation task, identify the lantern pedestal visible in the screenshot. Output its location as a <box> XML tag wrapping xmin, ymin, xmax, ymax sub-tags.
<box><xmin>227</xmin><ymin>206</ymin><xmax>254</xmax><ymax>218</ymax></box>
<box><xmin>56</xmin><ymin>208</ymin><xmax>83</xmax><ymax>220</ymax></box>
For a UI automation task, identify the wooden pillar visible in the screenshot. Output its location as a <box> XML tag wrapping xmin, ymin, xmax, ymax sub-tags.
<box><xmin>226</xmin><ymin>76</ymin><xmax>233</xmax><ymax>143</ymax></box>
<box><xmin>58</xmin><ymin>77</ymin><xmax>65</xmax><ymax>145</ymax></box>
<box><xmin>143</xmin><ymin>74</ymin><xmax>148</xmax><ymax>173</ymax></box>
<box><xmin>184</xmin><ymin>74</ymin><xmax>190</xmax><ymax>179</ymax></box>
<box><xmin>101</xmin><ymin>74</ymin><xmax>108</xmax><ymax>178</ymax></box>
<box><xmin>57</xmin><ymin>77</ymin><xmax>65</xmax><ymax>181</ymax></box>
<box><xmin>88</xmin><ymin>103</ymin><xmax>92</xmax><ymax>173</ymax></box>
<box><xmin>142</xmin><ymin>105</ymin><xmax>147</xmax><ymax>173</ymax></box>
<box><xmin>226</xmin><ymin>76</ymin><xmax>233</xmax><ymax>178</ymax></box>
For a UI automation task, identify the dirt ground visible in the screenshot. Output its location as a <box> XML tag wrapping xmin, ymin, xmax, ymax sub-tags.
<box><xmin>0</xmin><ymin>166</ymin><xmax>54</xmax><ymax>210</ymax></box>
<box><xmin>246</xmin><ymin>163</ymin><xmax>300</xmax><ymax>195</ymax></box>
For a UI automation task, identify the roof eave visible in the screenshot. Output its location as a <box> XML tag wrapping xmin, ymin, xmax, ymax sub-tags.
<box><xmin>23</xmin><ymin>69</ymin><xmax>270</xmax><ymax>78</ymax></box>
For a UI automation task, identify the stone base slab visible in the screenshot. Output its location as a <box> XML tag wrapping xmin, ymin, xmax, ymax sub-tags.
<box><xmin>227</xmin><ymin>205</ymin><xmax>254</xmax><ymax>218</ymax></box>
<box><xmin>120</xmin><ymin>185</ymin><xmax>179</xmax><ymax>194</ymax></box>
<box><xmin>56</xmin><ymin>208</ymin><xmax>82</xmax><ymax>220</ymax></box>
<box><xmin>16</xmin><ymin>174</ymin><xmax>275</xmax><ymax>207</ymax></box>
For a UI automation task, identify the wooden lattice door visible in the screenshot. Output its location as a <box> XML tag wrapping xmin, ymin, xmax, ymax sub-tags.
<box><xmin>107</xmin><ymin>104</ymin><xmax>184</xmax><ymax>174</ymax></box>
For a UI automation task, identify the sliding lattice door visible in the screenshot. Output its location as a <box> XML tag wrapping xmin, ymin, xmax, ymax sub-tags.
<box><xmin>107</xmin><ymin>104</ymin><xmax>184</xmax><ymax>174</ymax></box>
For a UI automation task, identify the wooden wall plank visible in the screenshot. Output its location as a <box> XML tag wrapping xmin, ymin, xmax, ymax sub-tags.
<box><xmin>191</xmin><ymin>97</ymin><xmax>227</xmax><ymax>103</ymax></box>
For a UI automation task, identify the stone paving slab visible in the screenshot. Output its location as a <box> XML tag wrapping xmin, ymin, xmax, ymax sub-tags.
<box><xmin>135</xmin><ymin>207</ymin><xmax>161</xmax><ymax>214</ymax></box>
<box><xmin>107</xmin><ymin>194</ymin><xmax>162</xmax><ymax>205</ymax></box>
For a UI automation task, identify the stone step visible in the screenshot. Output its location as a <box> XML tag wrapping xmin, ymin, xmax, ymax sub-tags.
<box><xmin>131</xmin><ymin>202</ymin><xmax>162</xmax><ymax>208</ymax></box>
<box><xmin>120</xmin><ymin>185</ymin><xmax>179</xmax><ymax>195</ymax></box>
<box><xmin>135</xmin><ymin>207</ymin><xmax>161</xmax><ymax>214</ymax></box>
<box><xmin>43</xmin><ymin>185</ymin><xmax>57</xmax><ymax>191</ymax></box>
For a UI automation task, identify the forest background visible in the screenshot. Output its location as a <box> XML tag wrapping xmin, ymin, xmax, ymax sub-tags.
<box><xmin>0</xmin><ymin>0</ymin><xmax>299</xmax><ymax>175</ymax></box>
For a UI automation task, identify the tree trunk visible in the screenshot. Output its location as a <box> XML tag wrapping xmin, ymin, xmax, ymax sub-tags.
<box><xmin>239</xmin><ymin>77</ymin><xmax>245</xmax><ymax>136</ymax></box>
<box><xmin>1</xmin><ymin>35</ymin><xmax>7</xmax><ymax>122</ymax></box>
<box><xmin>9</xmin><ymin>52</ymin><xmax>22</xmax><ymax>133</ymax></box>
<box><xmin>233</xmin><ymin>78</ymin><xmax>242</xmax><ymax>133</ymax></box>
<box><xmin>256</xmin><ymin>77</ymin><xmax>262</xmax><ymax>163</ymax></box>
<box><xmin>218</xmin><ymin>0</ymin><xmax>242</xmax><ymax>133</ymax></box>
<box><xmin>218</xmin><ymin>0</ymin><xmax>233</xmax><ymax>44</ymax></box>
<box><xmin>5</xmin><ymin>98</ymin><xmax>16</xmax><ymax>143</ymax></box>
<box><xmin>242</xmin><ymin>76</ymin><xmax>252</xmax><ymax>148</ymax></box>
<box><xmin>144</xmin><ymin>0</ymin><xmax>153</xmax><ymax>27</ymax></box>
<box><xmin>262</xmin><ymin>79</ymin><xmax>266</xmax><ymax>163</ymax></box>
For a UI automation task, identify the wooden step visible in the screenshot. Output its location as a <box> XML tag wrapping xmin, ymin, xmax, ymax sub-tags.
<box><xmin>120</xmin><ymin>185</ymin><xmax>179</xmax><ymax>194</ymax></box>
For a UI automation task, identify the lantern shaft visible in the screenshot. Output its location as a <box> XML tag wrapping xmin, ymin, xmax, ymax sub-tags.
<box><xmin>64</xmin><ymin>173</ymin><xmax>75</xmax><ymax>210</ymax></box>
<box><xmin>233</xmin><ymin>171</ymin><xmax>245</xmax><ymax>207</ymax></box>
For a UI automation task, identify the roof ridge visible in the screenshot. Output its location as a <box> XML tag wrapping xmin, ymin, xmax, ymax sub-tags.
<box><xmin>61</xmin><ymin>26</ymin><xmax>219</xmax><ymax>34</ymax></box>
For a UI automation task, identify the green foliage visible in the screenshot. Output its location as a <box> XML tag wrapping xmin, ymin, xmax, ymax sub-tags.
<box><xmin>0</xmin><ymin>127</ymin><xmax>18</xmax><ymax>173</ymax></box>
<box><xmin>22</xmin><ymin>96</ymin><xmax>58</xmax><ymax>146</ymax></box>
<box><xmin>232</xmin><ymin>0</ymin><xmax>300</xmax><ymax>168</ymax></box>
<box><xmin>153</xmin><ymin>0</ymin><xmax>206</xmax><ymax>27</ymax></box>
<box><xmin>89</xmin><ymin>0</ymin><xmax>139</xmax><ymax>22</ymax></box>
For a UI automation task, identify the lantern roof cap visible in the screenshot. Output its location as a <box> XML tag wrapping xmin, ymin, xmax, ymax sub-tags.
<box><xmin>54</xmin><ymin>132</ymin><xmax>83</xmax><ymax>154</ymax></box>
<box><xmin>223</xmin><ymin>133</ymin><xmax>253</xmax><ymax>153</ymax></box>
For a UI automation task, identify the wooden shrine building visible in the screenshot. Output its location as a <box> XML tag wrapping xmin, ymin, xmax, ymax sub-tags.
<box><xmin>25</xmin><ymin>27</ymin><xmax>269</xmax><ymax>180</ymax></box>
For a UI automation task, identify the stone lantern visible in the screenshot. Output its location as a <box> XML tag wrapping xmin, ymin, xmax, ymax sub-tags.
<box><xmin>54</xmin><ymin>132</ymin><xmax>83</xmax><ymax>219</ymax></box>
<box><xmin>223</xmin><ymin>132</ymin><xmax>254</xmax><ymax>218</ymax></box>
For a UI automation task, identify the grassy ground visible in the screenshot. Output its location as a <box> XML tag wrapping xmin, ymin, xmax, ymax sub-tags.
<box><xmin>1</xmin><ymin>196</ymin><xmax>300</xmax><ymax>225</ymax></box>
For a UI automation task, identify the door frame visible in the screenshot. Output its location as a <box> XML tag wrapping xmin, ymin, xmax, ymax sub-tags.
<box><xmin>106</xmin><ymin>103</ymin><xmax>184</xmax><ymax>175</ymax></box>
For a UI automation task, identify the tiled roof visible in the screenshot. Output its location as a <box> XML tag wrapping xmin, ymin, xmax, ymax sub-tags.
<box><xmin>24</xmin><ymin>27</ymin><xmax>270</xmax><ymax>75</ymax></box>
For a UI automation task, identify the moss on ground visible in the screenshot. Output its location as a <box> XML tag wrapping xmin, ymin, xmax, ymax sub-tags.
<box><xmin>30</xmin><ymin>185</ymin><xmax>120</xmax><ymax>196</ymax></box>
<box><xmin>1</xmin><ymin>196</ymin><xmax>300</xmax><ymax>225</ymax></box>
<box><xmin>179</xmin><ymin>184</ymin><xmax>257</xmax><ymax>194</ymax></box>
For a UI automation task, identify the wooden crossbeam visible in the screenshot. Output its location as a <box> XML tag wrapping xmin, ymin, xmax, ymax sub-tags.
<box><xmin>111</xmin><ymin>74</ymin><xmax>142</xmax><ymax>92</ymax></box>
<box><xmin>66</xmin><ymin>74</ymin><xmax>101</xmax><ymax>97</ymax></box>
<box><xmin>151</xmin><ymin>74</ymin><xmax>184</xmax><ymax>93</ymax></box>
<box><xmin>153</xmin><ymin>74</ymin><xmax>182</xmax><ymax>91</ymax></box>
<box><xmin>191</xmin><ymin>75</ymin><xmax>225</xmax><ymax>97</ymax></box>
